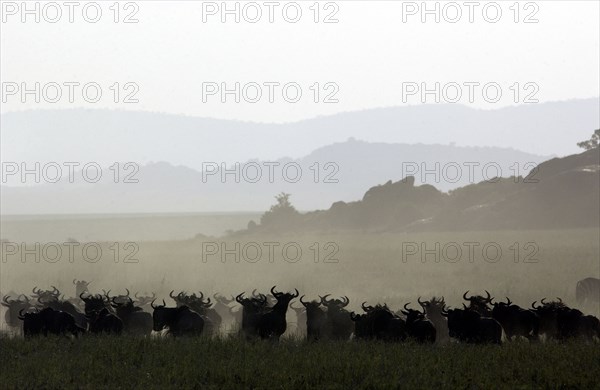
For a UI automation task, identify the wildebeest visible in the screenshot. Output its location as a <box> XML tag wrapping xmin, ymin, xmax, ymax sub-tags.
<box><xmin>576</xmin><ymin>277</ymin><xmax>600</xmax><ymax>309</ymax></box>
<box><xmin>351</xmin><ymin>303</ymin><xmax>406</xmax><ymax>341</ymax></box>
<box><xmin>554</xmin><ymin>304</ymin><xmax>600</xmax><ymax>342</ymax></box>
<box><xmin>37</xmin><ymin>294</ymin><xmax>88</xmax><ymax>330</ymax></box>
<box><xmin>235</xmin><ymin>291</ymin><xmax>268</xmax><ymax>339</ymax></box>
<box><xmin>299</xmin><ymin>296</ymin><xmax>326</xmax><ymax>341</ymax></box>
<box><xmin>87</xmin><ymin>308</ymin><xmax>124</xmax><ymax>334</ymax></box>
<box><xmin>73</xmin><ymin>279</ymin><xmax>91</xmax><ymax>298</ymax></box>
<box><xmin>170</xmin><ymin>290</ymin><xmax>221</xmax><ymax>335</ymax></box>
<box><xmin>531</xmin><ymin>298</ymin><xmax>568</xmax><ymax>340</ymax></box>
<box><xmin>320</xmin><ymin>295</ymin><xmax>353</xmax><ymax>340</ymax></box>
<box><xmin>462</xmin><ymin>290</ymin><xmax>494</xmax><ymax>316</ymax></box>
<box><xmin>213</xmin><ymin>293</ymin><xmax>236</xmax><ymax>330</ymax></box>
<box><xmin>151</xmin><ymin>299</ymin><xmax>204</xmax><ymax>337</ymax></box>
<box><xmin>31</xmin><ymin>286</ymin><xmax>61</xmax><ymax>305</ymax></box>
<box><xmin>418</xmin><ymin>296</ymin><xmax>449</xmax><ymax>344</ymax></box>
<box><xmin>19</xmin><ymin>307</ymin><xmax>84</xmax><ymax>337</ymax></box>
<box><xmin>80</xmin><ymin>292</ymin><xmax>110</xmax><ymax>316</ymax></box>
<box><xmin>443</xmin><ymin>307</ymin><xmax>502</xmax><ymax>344</ymax></box>
<box><xmin>111</xmin><ymin>296</ymin><xmax>152</xmax><ymax>335</ymax></box>
<box><xmin>257</xmin><ymin>286</ymin><xmax>299</xmax><ymax>341</ymax></box>
<box><xmin>134</xmin><ymin>291</ymin><xmax>156</xmax><ymax>312</ymax></box>
<box><xmin>2</xmin><ymin>294</ymin><xmax>32</xmax><ymax>330</ymax></box>
<box><xmin>80</xmin><ymin>292</ymin><xmax>123</xmax><ymax>334</ymax></box>
<box><xmin>289</xmin><ymin>301</ymin><xmax>307</xmax><ymax>335</ymax></box>
<box><xmin>491</xmin><ymin>297</ymin><xmax>539</xmax><ymax>341</ymax></box>
<box><xmin>400</xmin><ymin>303</ymin><xmax>436</xmax><ymax>343</ymax></box>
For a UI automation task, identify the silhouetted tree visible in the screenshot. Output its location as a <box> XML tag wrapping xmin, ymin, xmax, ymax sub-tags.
<box><xmin>260</xmin><ymin>192</ymin><xmax>301</xmax><ymax>228</ymax></box>
<box><xmin>577</xmin><ymin>129</ymin><xmax>599</xmax><ymax>150</ymax></box>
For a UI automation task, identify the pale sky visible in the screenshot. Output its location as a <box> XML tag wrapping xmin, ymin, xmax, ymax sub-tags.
<box><xmin>1</xmin><ymin>0</ymin><xmax>599</xmax><ymax>122</ymax></box>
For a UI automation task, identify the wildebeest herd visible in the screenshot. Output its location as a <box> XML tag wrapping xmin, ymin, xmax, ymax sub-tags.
<box><xmin>2</xmin><ymin>279</ymin><xmax>599</xmax><ymax>344</ymax></box>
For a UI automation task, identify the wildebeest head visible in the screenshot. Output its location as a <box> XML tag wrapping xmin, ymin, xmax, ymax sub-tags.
<box><xmin>320</xmin><ymin>294</ymin><xmax>349</xmax><ymax>310</ymax></box>
<box><xmin>270</xmin><ymin>286</ymin><xmax>299</xmax><ymax>310</ymax></box>
<box><xmin>361</xmin><ymin>302</ymin><xmax>390</xmax><ymax>313</ymax></box>
<box><xmin>3</xmin><ymin>295</ymin><xmax>32</xmax><ymax>327</ymax></box>
<box><xmin>401</xmin><ymin>303</ymin><xmax>426</xmax><ymax>323</ymax></box>
<box><xmin>463</xmin><ymin>290</ymin><xmax>493</xmax><ymax>316</ymax></box>
<box><xmin>289</xmin><ymin>301</ymin><xmax>305</xmax><ymax>316</ymax></box>
<box><xmin>150</xmin><ymin>299</ymin><xmax>172</xmax><ymax>331</ymax></box>
<box><xmin>213</xmin><ymin>293</ymin><xmax>234</xmax><ymax>306</ymax></box>
<box><xmin>80</xmin><ymin>292</ymin><xmax>109</xmax><ymax>315</ymax></box>
<box><xmin>236</xmin><ymin>292</ymin><xmax>268</xmax><ymax>311</ymax></box>
<box><xmin>31</xmin><ymin>286</ymin><xmax>60</xmax><ymax>304</ymax></box>
<box><xmin>418</xmin><ymin>296</ymin><xmax>447</xmax><ymax>318</ymax></box>
<box><xmin>73</xmin><ymin>279</ymin><xmax>91</xmax><ymax>297</ymax></box>
<box><xmin>170</xmin><ymin>291</ymin><xmax>212</xmax><ymax>313</ymax></box>
<box><xmin>134</xmin><ymin>291</ymin><xmax>156</xmax><ymax>307</ymax></box>
<box><xmin>18</xmin><ymin>308</ymin><xmax>43</xmax><ymax>336</ymax></box>
<box><xmin>111</xmin><ymin>296</ymin><xmax>142</xmax><ymax>316</ymax></box>
<box><xmin>300</xmin><ymin>295</ymin><xmax>322</xmax><ymax>312</ymax></box>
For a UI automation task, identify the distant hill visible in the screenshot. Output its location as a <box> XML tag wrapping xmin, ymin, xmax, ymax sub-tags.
<box><xmin>0</xmin><ymin>140</ymin><xmax>549</xmax><ymax>214</ymax></box>
<box><xmin>1</xmin><ymin>99</ymin><xmax>597</xmax><ymax>170</ymax></box>
<box><xmin>244</xmin><ymin>148</ymin><xmax>600</xmax><ymax>232</ymax></box>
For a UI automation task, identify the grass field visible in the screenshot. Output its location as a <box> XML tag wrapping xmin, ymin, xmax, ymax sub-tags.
<box><xmin>1</xmin><ymin>336</ymin><xmax>599</xmax><ymax>389</ymax></box>
<box><xmin>1</xmin><ymin>225</ymin><xmax>599</xmax><ymax>388</ymax></box>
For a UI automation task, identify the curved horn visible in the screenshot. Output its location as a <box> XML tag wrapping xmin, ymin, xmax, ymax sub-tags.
<box><xmin>291</xmin><ymin>288</ymin><xmax>299</xmax><ymax>298</ymax></box>
<box><xmin>125</xmin><ymin>288</ymin><xmax>130</xmax><ymax>297</ymax></box>
<box><xmin>32</xmin><ymin>286</ymin><xmax>40</xmax><ymax>295</ymax></box>
<box><xmin>270</xmin><ymin>286</ymin><xmax>279</xmax><ymax>296</ymax></box>
<box><xmin>417</xmin><ymin>296</ymin><xmax>426</xmax><ymax>307</ymax></box>
<box><xmin>541</xmin><ymin>297</ymin><xmax>547</xmax><ymax>305</ymax></box>
<box><xmin>252</xmin><ymin>289</ymin><xmax>259</xmax><ymax>297</ymax></box>
<box><xmin>361</xmin><ymin>302</ymin><xmax>373</xmax><ymax>312</ymax></box>
<box><xmin>320</xmin><ymin>294</ymin><xmax>331</xmax><ymax>304</ymax></box>
<box><xmin>135</xmin><ymin>291</ymin><xmax>141</xmax><ymax>299</ymax></box>
<box><xmin>340</xmin><ymin>296</ymin><xmax>349</xmax><ymax>307</ymax></box>
<box><xmin>505</xmin><ymin>297</ymin><xmax>512</xmax><ymax>306</ymax></box>
<box><xmin>51</xmin><ymin>286</ymin><xmax>59</xmax><ymax>295</ymax></box>
<box><xmin>556</xmin><ymin>297</ymin><xmax>562</xmax><ymax>303</ymax></box>
<box><xmin>18</xmin><ymin>308</ymin><xmax>27</xmax><ymax>320</ymax></box>
<box><xmin>462</xmin><ymin>303</ymin><xmax>468</xmax><ymax>310</ymax></box>
<box><xmin>484</xmin><ymin>290</ymin><xmax>493</xmax><ymax>302</ymax></box>
<box><xmin>236</xmin><ymin>292</ymin><xmax>245</xmax><ymax>303</ymax></box>
<box><xmin>403</xmin><ymin>303</ymin><xmax>411</xmax><ymax>311</ymax></box>
<box><xmin>300</xmin><ymin>295</ymin><xmax>309</xmax><ymax>307</ymax></box>
<box><xmin>169</xmin><ymin>290</ymin><xmax>177</xmax><ymax>300</ymax></box>
<box><xmin>463</xmin><ymin>291</ymin><xmax>472</xmax><ymax>301</ymax></box>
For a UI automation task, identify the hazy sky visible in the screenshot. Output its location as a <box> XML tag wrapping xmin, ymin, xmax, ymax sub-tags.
<box><xmin>1</xmin><ymin>0</ymin><xmax>599</xmax><ymax>122</ymax></box>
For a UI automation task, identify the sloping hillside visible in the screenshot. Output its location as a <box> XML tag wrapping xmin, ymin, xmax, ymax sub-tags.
<box><xmin>246</xmin><ymin>148</ymin><xmax>600</xmax><ymax>232</ymax></box>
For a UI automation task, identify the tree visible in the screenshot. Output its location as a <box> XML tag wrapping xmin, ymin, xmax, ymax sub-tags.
<box><xmin>259</xmin><ymin>192</ymin><xmax>301</xmax><ymax>228</ymax></box>
<box><xmin>577</xmin><ymin>129</ymin><xmax>600</xmax><ymax>150</ymax></box>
